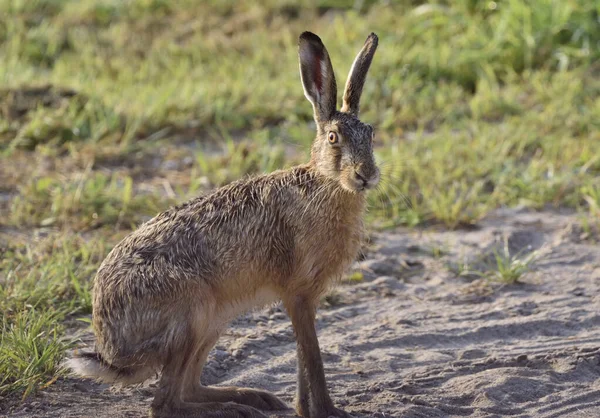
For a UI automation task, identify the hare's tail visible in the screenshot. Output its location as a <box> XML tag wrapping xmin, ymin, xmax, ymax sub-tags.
<box><xmin>64</xmin><ymin>351</ymin><xmax>155</xmax><ymax>385</ymax></box>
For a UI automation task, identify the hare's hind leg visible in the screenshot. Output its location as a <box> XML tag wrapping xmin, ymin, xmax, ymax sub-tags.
<box><xmin>181</xmin><ymin>332</ymin><xmax>288</xmax><ymax>412</ymax></box>
<box><xmin>151</xmin><ymin>333</ymin><xmax>266</xmax><ymax>418</ymax></box>
<box><xmin>184</xmin><ymin>386</ymin><xmax>288</xmax><ymax>412</ymax></box>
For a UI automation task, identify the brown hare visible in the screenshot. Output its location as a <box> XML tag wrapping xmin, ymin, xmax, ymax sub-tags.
<box><xmin>67</xmin><ymin>31</ymin><xmax>379</xmax><ymax>418</ymax></box>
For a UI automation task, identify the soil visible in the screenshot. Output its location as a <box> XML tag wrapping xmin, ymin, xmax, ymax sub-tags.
<box><xmin>3</xmin><ymin>208</ymin><xmax>599</xmax><ymax>418</ymax></box>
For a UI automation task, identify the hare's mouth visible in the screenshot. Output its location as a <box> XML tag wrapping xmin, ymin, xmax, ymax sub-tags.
<box><xmin>341</xmin><ymin>170</ymin><xmax>380</xmax><ymax>193</ymax></box>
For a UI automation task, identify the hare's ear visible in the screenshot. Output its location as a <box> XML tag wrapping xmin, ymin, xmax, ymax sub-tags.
<box><xmin>341</xmin><ymin>33</ymin><xmax>378</xmax><ymax>116</ymax></box>
<box><xmin>298</xmin><ymin>32</ymin><xmax>337</xmax><ymax>124</ymax></box>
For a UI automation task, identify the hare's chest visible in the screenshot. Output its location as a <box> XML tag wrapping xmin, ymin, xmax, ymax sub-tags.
<box><xmin>330</xmin><ymin>217</ymin><xmax>364</xmax><ymax>267</ymax></box>
<box><xmin>300</xmin><ymin>211</ymin><xmax>364</xmax><ymax>283</ymax></box>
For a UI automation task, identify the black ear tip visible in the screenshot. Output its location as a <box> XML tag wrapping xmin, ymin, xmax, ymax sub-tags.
<box><xmin>367</xmin><ymin>32</ymin><xmax>379</xmax><ymax>46</ymax></box>
<box><xmin>299</xmin><ymin>31</ymin><xmax>323</xmax><ymax>46</ymax></box>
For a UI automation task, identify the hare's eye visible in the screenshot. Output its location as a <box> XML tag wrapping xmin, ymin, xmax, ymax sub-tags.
<box><xmin>328</xmin><ymin>131</ymin><xmax>338</xmax><ymax>144</ymax></box>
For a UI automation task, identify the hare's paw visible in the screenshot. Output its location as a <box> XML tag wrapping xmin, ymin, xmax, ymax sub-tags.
<box><xmin>327</xmin><ymin>407</ymin><xmax>354</xmax><ymax>418</ymax></box>
<box><xmin>151</xmin><ymin>401</ymin><xmax>267</xmax><ymax>418</ymax></box>
<box><xmin>216</xmin><ymin>403</ymin><xmax>269</xmax><ymax>418</ymax></box>
<box><xmin>295</xmin><ymin>400</ymin><xmax>310</xmax><ymax>417</ymax></box>
<box><xmin>233</xmin><ymin>388</ymin><xmax>289</xmax><ymax>411</ymax></box>
<box><xmin>311</xmin><ymin>406</ymin><xmax>353</xmax><ymax>418</ymax></box>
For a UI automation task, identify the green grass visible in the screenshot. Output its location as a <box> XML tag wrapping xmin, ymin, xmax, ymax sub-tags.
<box><xmin>1</xmin><ymin>0</ymin><xmax>599</xmax><ymax>399</ymax></box>
<box><xmin>487</xmin><ymin>245</ymin><xmax>538</xmax><ymax>284</ymax></box>
<box><xmin>453</xmin><ymin>238</ymin><xmax>539</xmax><ymax>284</ymax></box>
<box><xmin>0</xmin><ymin>234</ymin><xmax>110</xmax><ymax>315</ymax></box>
<box><xmin>0</xmin><ymin>234</ymin><xmax>109</xmax><ymax>399</ymax></box>
<box><xmin>582</xmin><ymin>183</ymin><xmax>600</xmax><ymax>218</ymax></box>
<box><xmin>8</xmin><ymin>170</ymin><xmax>168</xmax><ymax>230</ymax></box>
<box><xmin>0</xmin><ymin>308</ymin><xmax>70</xmax><ymax>400</ymax></box>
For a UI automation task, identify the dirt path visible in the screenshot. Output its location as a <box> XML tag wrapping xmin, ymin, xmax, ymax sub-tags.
<box><xmin>4</xmin><ymin>209</ymin><xmax>600</xmax><ymax>418</ymax></box>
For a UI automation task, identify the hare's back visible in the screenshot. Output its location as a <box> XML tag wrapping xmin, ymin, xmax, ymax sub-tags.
<box><xmin>94</xmin><ymin>175</ymin><xmax>298</xmax><ymax>300</ymax></box>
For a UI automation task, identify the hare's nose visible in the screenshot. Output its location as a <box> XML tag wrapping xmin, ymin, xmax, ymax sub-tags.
<box><xmin>354</xmin><ymin>171</ymin><xmax>368</xmax><ymax>187</ymax></box>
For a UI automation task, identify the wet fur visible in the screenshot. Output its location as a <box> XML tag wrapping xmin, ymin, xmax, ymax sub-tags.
<box><xmin>67</xmin><ymin>32</ymin><xmax>378</xmax><ymax>418</ymax></box>
<box><xmin>91</xmin><ymin>166</ymin><xmax>363</xmax><ymax>371</ymax></box>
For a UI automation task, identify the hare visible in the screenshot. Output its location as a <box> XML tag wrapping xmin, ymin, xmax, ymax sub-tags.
<box><xmin>66</xmin><ymin>31</ymin><xmax>379</xmax><ymax>418</ymax></box>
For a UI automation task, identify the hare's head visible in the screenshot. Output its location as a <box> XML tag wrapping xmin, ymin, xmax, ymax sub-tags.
<box><xmin>299</xmin><ymin>32</ymin><xmax>379</xmax><ymax>193</ymax></box>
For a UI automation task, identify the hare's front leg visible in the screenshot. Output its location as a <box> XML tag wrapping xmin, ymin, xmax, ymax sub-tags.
<box><xmin>285</xmin><ymin>295</ymin><xmax>353</xmax><ymax>418</ymax></box>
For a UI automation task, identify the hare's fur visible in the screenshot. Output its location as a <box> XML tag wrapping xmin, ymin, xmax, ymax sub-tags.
<box><xmin>68</xmin><ymin>31</ymin><xmax>379</xmax><ymax>418</ymax></box>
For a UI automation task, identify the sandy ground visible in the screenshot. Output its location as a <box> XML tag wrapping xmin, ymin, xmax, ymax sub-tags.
<box><xmin>3</xmin><ymin>208</ymin><xmax>600</xmax><ymax>418</ymax></box>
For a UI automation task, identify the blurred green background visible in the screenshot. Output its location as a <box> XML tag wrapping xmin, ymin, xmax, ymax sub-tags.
<box><xmin>0</xmin><ymin>0</ymin><xmax>599</xmax><ymax>399</ymax></box>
